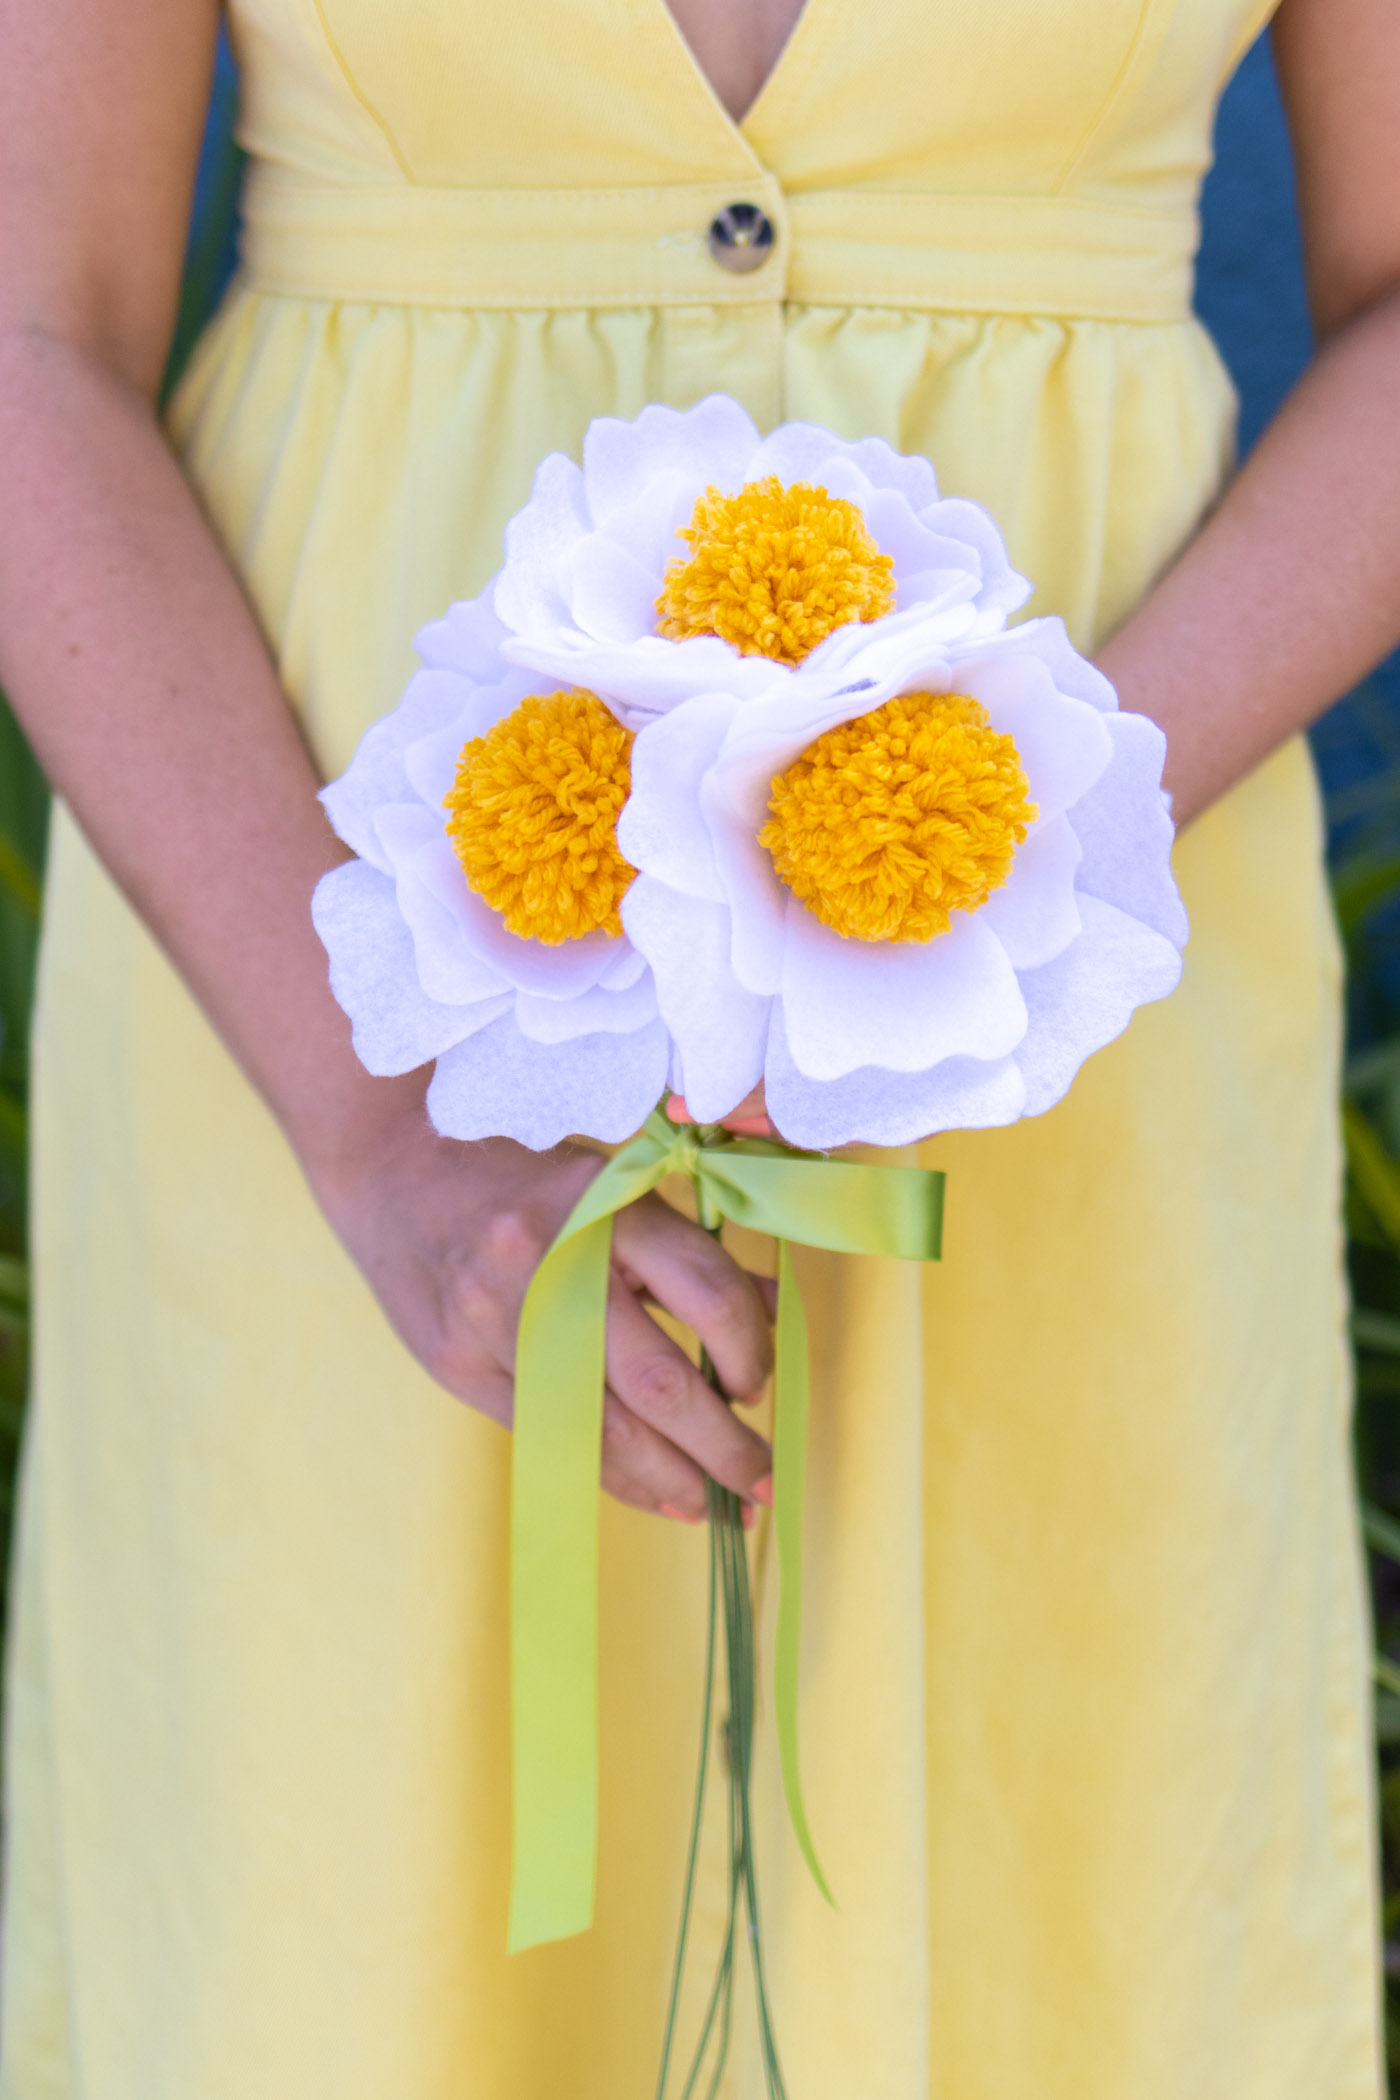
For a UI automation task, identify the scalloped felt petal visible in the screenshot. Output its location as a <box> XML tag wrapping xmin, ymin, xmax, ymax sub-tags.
<box><xmin>402</xmin><ymin>672</ymin><xmax>540</xmax><ymax>807</ymax></box>
<box><xmin>978</xmin><ymin>814</ymin><xmax>1083</xmax><ymax>970</ymax></box>
<box><xmin>560</xmin><ymin>532</ymin><xmax>666</xmax><ymax>643</ymax></box>
<box><xmin>374</xmin><ymin>816</ymin><xmax>514</xmax><ymax>1007</ymax></box>
<box><xmin>1014</xmin><ymin>894</ymin><xmax>1183</xmax><ymax>1117</ymax></box>
<box><xmin>311</xmin><ymin>861</ymin><xmax>496</xmax><ymax>1077</ymax></box>
<box><xmin>599</xmin><ymin>468</ymin><xmax>704</xmax><ymax>582</ymax></box>
<box><xmin>620</xmin><ymin>879</ymin><xmax>770</xmax><ymax>1121</ymax></box>
<box><xmin>834</xmin><ymin>434</ymin><xmax>941</xmax><ymax>510</ymax></box>
<box><xmin>427</xmin><ymin>1012</ymin><xmax>671</xmax><ymax>1148</ymax></box>
<box><xmin>513</xmin><ymin>968</ymin><xmax>659</xmax><ymax>1043</ymax></box>
<box><xmin>745</xmin><ymin>423</ymin><xmax>858</xmax><ymax>489</ymax></box>
<box><xmin>599</xmin><ymin>940</ymin><xmax>649</xmax><ymax>990</ymax></box>
<box><xmin>1068</xmin><ymin>712</ymin><xmax>1187</xmax><ymax>946</ymax></box>
<box><xmin>406</xmin><ymin>835</ymin><xmax>623</xmax><ymax>998</ymax></box>
<box><xmin>780</xmin><ymin>903</ymin><xmax>1028</xmax><ymax>1080</ymax></box>
<box><xmin>618</xmin><ymin>693</ymin><xmax>741</xmax><ymax>903</ymax></box>
<box><xmin>415</xmin><ymin>588</ymin><xmax>511</xmax><ymax>679</ymax></box>
<box><xmin>500</xmin><ymin>628</ymin><xmax>784</xmax><ymax>719</ymax></box>
<box><xmin>985</xmin><ymin>614</ymin><xmax>1118</xmax><ymax>712</ymax></box>
<box><xmin>321</xmin><ymin>667</ymin><xmax>473</xmax><ymax>870</ymax></box>
<box><xmin>921</xmin><ymin>497</ymin><xmax>1031</xmax><ymax>616</ymax></box>
<box><xmin>799</xmin><ymin>599</ymin><xmax>973</xmax><ymax>688</ymax></box>
<box><xmin>580</xmin><ymin>397</ymin><xmax>760</xmax><ymax>524</ymax></box>
<box><xmin>495</xmin><ymin>452</ymin><xmax>592</xmax><ymax>634</ymax></box>
<box><xmin>764</xmin><ymin>1016</ymin><xmax>1026</xmax><ymax>1149</ymax></box>
<box><xmin>701</xmin><ymin>791</ymin><xmax>791</xmax><ymax>997</ymax></box>
<box><xmin>958</xmin><ymin>651</ymin><xmax>1112</xmax><ymax>820</ymax></box>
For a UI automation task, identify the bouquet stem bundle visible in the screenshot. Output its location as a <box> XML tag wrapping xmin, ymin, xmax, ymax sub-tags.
<box><xmin>655</xmin><ymin>1329</ymin><xmax>787</xmax><ymax>2100</ymax></box>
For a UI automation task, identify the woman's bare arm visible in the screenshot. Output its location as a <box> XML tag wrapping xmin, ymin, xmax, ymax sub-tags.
<box><xmin>1098</xmin><ymin>0</ymin><xmax>1400</xmax><ymax>827</ymax></box>
<box><xmin>0</xmin><ymin>0</ymin><xmax>775</xmax><ymax>1519</ymax></box>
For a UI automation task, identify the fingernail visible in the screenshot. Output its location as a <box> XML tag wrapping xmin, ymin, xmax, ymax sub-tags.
<box><xmin>661</xmin><ymin>1502</ymin><xmax>704</xmax><ymax>1525</ymax></box>
<box><xmin>750</xmin><ymin>1473</ymin><xmax>773</xmax><ymax>1507</ymax></box>
<box><xmin>665</xmin><ymin>1094</ymin><xmax>692</xmax><ymax>1124</ymax></box>
<box><xmin>742</xmin><ymin>1502</ymin><xmax>756</xmax><ymax>1531</ymax></box>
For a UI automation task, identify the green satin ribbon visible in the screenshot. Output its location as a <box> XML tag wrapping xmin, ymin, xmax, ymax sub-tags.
<box><xmin>509</xmin><ymin>1109</ymin><xmax>945</xmax><ymax>1953</ymax></box>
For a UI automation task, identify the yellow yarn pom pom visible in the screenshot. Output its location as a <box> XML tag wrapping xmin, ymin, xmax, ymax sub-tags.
<box><xmin>655</xmin><ymin>477</ymin><xmax>896</xmax><ymax>664</ymax></box>
<box><xmin>760</xmin><ymin>693</ymin><xmax>1037</xmax><ymax>943</ymax></box>
<box><xmin>444</xmin><ymin>690</ymin><xmax>636</xmax><ymax>943</ymax></box>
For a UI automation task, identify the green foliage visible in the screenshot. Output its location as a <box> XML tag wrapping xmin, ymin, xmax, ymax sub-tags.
<box><xmin>0</xmin><ymin>698</ymin><xmax>46</xmax><ymax>1632</ymax></box>
<box><xmin>1331</xmin><ymin>731</ymin><xmax>1400</xmax><ymax>2082</ymax></box>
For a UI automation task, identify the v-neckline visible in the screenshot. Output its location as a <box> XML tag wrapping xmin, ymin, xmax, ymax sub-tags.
<box><xmin>643</xmin><ymin>0</ymin><xmax>831</xmax><ymax>153</ymax></box>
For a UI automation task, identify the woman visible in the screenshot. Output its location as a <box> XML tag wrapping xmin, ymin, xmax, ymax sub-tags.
<box><xmin>0</xmin><ymin>0</ymin><xmax>1396</xmax><ymax>2092</ymax></box>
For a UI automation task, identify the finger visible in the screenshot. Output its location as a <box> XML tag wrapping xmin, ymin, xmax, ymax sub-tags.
<box><xmin>750</xmin><ymin>1274</ymin><xmax>779</xmax><ymax>1324</ymax></box>
<box><xmin>598</xmin><ymin>1389</ymin><xmax>711</xmax><ymax>1518</ymax></box>
<box><xmin>667</xmin><ymin>1086</ymin><xmax>775</xmax><ymax>1136</ymax></box>
<box><xmin>604</xmin><ymin>1273</ymin><xmax>772</xmax><ymax>1497</ymax></box>
<box><xmin>612</xmin><ymin>1253</ymin><xmax>779</xmax><ymax>1335</ymax></box>
<box><xmin>613</xmin><ymin>1192</ymin><xmax>774</xmax><ymax>1401</ymax></box>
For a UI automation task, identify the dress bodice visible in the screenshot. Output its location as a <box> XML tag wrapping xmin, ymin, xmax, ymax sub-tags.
<box><xmin>228</xmin><ymin>0</ymin><xmax>1275</xmax><ymax>218</ymax></box>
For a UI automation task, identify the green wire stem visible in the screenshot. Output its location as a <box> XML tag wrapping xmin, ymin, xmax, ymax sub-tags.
<box><xmin>655</xmin><ymin>1214</ymin><xmax>789</xmax><ymax>2100</ymax></box>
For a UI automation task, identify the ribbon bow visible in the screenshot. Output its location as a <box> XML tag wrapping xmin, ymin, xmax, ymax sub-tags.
<box><xmin>509</xmin><ymin>1109</ymin><xmax>944</xmax><ymax>1952</ymax></box>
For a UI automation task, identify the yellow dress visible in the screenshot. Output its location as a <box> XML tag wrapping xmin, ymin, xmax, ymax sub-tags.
<box><xmin>2</xmin><ymin>0</ymin><xmax>1381</xmax><ymax>2093</ymax></box>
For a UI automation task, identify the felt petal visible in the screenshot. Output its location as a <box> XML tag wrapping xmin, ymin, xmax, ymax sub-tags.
<box><xmin>854</xmin><ymin>490</ymin><xmax>979</xmax><ymax>599</ymax></box>
<box><xmin>618</xmin><ymin>693</ymin><xmax>741</xmax><ymax>902</ymax></box>
<box><xmin>581</xmin><ymin>397</ymin><xmax>759</xmax><ymax>523</ymax></box>
<box><xmin>919</xmin><ymin>497</ymin><xmax>1031</xmax><ymax>617</ymax></box>
<box><xmin>596</xmin><ymin>944</ymin><xmax>650</xmax><ymax>991</ymax></box>
<box><xmin>764</xmin><ymin>1015</ymin><xmax>1025</xmax><ymax>1149</ymax></box>
<box><xmin>1014</xmin><ymin>894</ymin><xmax>1183</xmax><ymax>1117</ymax></box>
<box><xmin>600</xmin><ymin>469</ymin><xmax>701</xmax><ymax>581</ymax></box>
<box><xmin>833</xmin><ymin>434</ymin><xmax>941</xmax><ymax>510</ymax></box>
<box><xmin>620</xmin><ymin>880</ymin><xmax>770</xmax><ymax>1121</ymax></box>
<box><xmin>384</xmin><ymin>819</ymin><xmax>624</xmax><ymax>1000</ymax></box>
<box><xmin>427</xmin><ymin>1013</ymin><xmax>671</xmax><ymax>1148</ymax></box>
<box><xmin>561</xmin><ymin>533</ymin><xmax>666</xmax><ymax>643</ymax></box>
<box><xmin>402</xmin><ymin>670</ymin><xmax>539</xmax><ymax>807</ymax></box>
<box><xmin>1067</xmin><ymin>711</ymin><xmax>1188</xmax><ymax>946</ymax></box>
<box><xmin>957</xmin><ymin>651</ymin><xmax>1112</xmax><ymax>820</ymax></box>
<box><xmin>374</xmin><ymin>815</ymin><xmax>515</xmax><ymax>1007</ymax></box>
<box><xmin>799</xmin><ymin>599</ymin><xmax>973</xmax><ymax>689</ymax></box>
<box><xmin>513</xmin><ymin>968</ymin><xmax>659</xmax><ymax>1043</ymax></box>
<box><xmin>598</xmin><ymin>941</ymin><xmax>649</xmax><ymax>990</ymax></box>
<box><xmin>415</xmin><ymin>588</ymin><xmax>511</xmax><ymax>679</ymax></box>
<box><xmin>501</xmin><ymin>629</ymin><xmax>784</xmax><ymax>719</ymax></box>
<box><xmin>321</xmin><ymin>667</ymin><xmax>473</xmax><ymax>870</ymax></box>
<box><xmin>978</xmin><ymin>814</ymin><xmax>1083</xmax><ymax>970</ymax></box>
<box><xmin>992</xmin><ymin>614</ymin><xmax>1118</xmax><ymax>712</ymax></box>
<box><xmin>495</xmin><ymin>452</ymin><xmax>592</xmax><ymax>635</ymax></box>
<box><xmin>746</xmin><ymin>423</ymin><xmax>856</xmax><ymax>488</ymax></box>
<box><xmin>311</xmin><ymin>862</ymin><xmax>495</xmax><ymax>1077</ymax></box>
<box><xmin>781</xmin><ymin>904</ymin><xmax>1028</xmax><ymax>1080</ymax></box>
<box><xmin>408</xmin><ymin>835</ymin><xmax>622</xmax><ymax>997</ymax></box>
<box><xmin>701</xmin><ymin>778</ymin><xmax>791</xmax><ymax>995</ymax></box>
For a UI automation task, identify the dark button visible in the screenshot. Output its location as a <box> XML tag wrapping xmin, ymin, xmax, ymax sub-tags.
<box><xmin>708</xmin><ymin>202</ymin><xmax>776</xmax><ymax>275</ymax></box>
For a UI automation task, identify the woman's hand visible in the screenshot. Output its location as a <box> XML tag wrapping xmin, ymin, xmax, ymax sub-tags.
<box><xmin>308</xmin><ymin>1100</ymin><xmax>776</xmax><ymax>1522</ymax></box>
<box><xmin>666</xmin><ymin>1087</ymin><xmax>777</xmax><ymax>1139</ymax></box>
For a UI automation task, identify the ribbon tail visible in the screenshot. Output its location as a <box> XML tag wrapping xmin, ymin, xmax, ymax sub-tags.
<box><xmin>509</xmin><ymin>1210</ymin><xmax>615</xmax><ymax>1952</ymax></box>
<box><xmin>772</xmin><ymin>1238</ymin><xmax>835</xmax><ymax>1907</ymax></box>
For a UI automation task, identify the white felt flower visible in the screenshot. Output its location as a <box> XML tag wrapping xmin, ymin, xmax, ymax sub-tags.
<box><xmin>493</xmin><ymin>395</ymin><xmax>1031</xmax><ymax>721</ymax></box>
<box><xmin>616</xmin><ymin>615</ymin><xmax>1186</xmax><ymax>1150</ymax></box>
<box><xmin>312</xmin><ymin>591</ymin><xmax>670</xmax><ymax>1149</ymax></box>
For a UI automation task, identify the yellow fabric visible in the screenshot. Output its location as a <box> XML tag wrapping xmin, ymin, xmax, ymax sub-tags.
<box><xmin>0</xmin><ymin>0</ymin><xmax>1381</xmax><ymax>2093</ymax></box>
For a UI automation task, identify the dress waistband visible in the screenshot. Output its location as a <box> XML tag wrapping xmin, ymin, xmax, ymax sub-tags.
<box><xmin>239</xmin><ymin>167</ymin><xmax>1197</xmax><ymax>324</ymax></box>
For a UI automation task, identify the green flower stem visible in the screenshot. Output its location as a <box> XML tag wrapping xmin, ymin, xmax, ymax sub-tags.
<box><xmin>656</xmin><ymin>1202</ymin><xmax>788</xmax><ymax>2100</ymax></box>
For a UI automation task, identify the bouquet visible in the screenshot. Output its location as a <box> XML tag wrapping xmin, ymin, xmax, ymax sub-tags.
<box><xmin>313</xmin><ymin>397</ymin><xmax>1186</xmax><ymax>2093</ymax></box>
